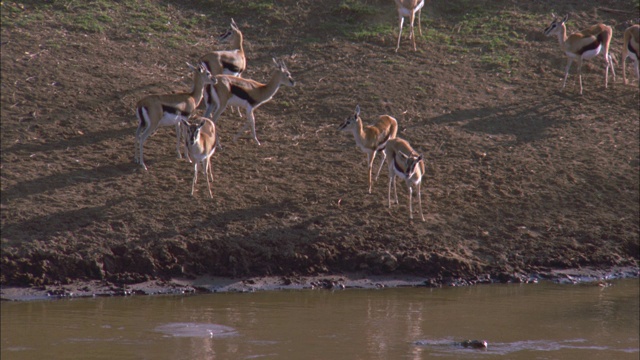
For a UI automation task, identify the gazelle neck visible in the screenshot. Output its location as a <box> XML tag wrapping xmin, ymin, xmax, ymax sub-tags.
<box><xmin>263</xmin><ymin>70</ymin><xmax>286</xmax><ymax>99</ymax></box>
<box><xmin>352</xmin><ymin>118</ymin><xmax>366</xmax><ymax>146</ymax></box>
<box><xmin>556</xmin><ymin>24</ymin><xmax>568</xmax><ymax>50</ymax></box>
<box><xmin>191</xmin><ymin>72</ymin><xmax>207</xmax><ymax>105</ymax></box>
<box><xmin>232</xmin><ymin>32</ymin><xmax>243</xmax><ymax>53</ymax></box>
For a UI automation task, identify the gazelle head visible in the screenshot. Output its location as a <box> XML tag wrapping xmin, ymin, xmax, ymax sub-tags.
<box><xmin>337</xmin><ymin>105</ymin><xmax>362</xmax><ymax>131</ymax></box>
<box><xmin>187</xmin><ymin>62</ymin><xmax>217</xmax><ymax>85</ymax></box>
<box><xmin>272</xmin><ymin>58</ymin><xmax>295</xmax><ymax>87</ymax></box>
<box><xmin>398</xmin><ymin>150</ymin><xmax>424</xmax><ymax>179</ymax></box>
<box><xmin>544</xmin><ymin>13</ymin><xmax>568</xmax><ymax>37</ymax></box>
<box><xmin>218</xmin><ymin>18</ymin><xmax>241</xmax><ymax>43</ymax></box>
<box><xmin>181</xmin><ymin>119</ymin><xmax>207</xmax><ymax>146</ymax></box>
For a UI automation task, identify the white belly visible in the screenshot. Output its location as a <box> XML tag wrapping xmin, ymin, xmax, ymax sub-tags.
<box><xmin>582</xmin><ymin>44</ymin><xmax>602</xmax><ymax>60</ymax></box>
<box><xmin>398</xmin><ymin>0</ymin><xmax>424</xmax><ymax>17</ymax></box>
<box><xmin>158</xmin><ymin>113</ymin><xmax>184</xmax><ymax>127</ymax></box>
<box><xmin>227</xmin><ymin>96</ymin><xmax>251</xmax><ymax>109</ymax></box>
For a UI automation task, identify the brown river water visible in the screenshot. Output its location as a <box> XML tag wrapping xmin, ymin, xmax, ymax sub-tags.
<box><xmin>2</xmin><ymin>279</ymin><xmax>638</xmax><ymax>359</ymax></box>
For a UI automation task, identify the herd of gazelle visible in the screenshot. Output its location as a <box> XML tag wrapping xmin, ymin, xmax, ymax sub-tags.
<box><xmin>133</xmin><ymin>10</ymin><xmax>640</xmax><ymax>221</ymax></box>
<box><xmin>543</xmin><ymin>14</ymin><xmax>639</xmax><ymax>94</ymax></box>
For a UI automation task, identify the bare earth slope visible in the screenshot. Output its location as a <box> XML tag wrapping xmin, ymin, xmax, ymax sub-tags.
<box><xmin>1</xmin><ymin>0</ymin><xmax>638</xmax><ymax>289</ymax></box>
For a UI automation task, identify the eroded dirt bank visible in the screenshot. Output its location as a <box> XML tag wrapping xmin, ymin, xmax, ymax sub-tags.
<box><xmin>1</xmin><ymin>0</ymin><xmax>638</xmax><ymax>298</ymax></box>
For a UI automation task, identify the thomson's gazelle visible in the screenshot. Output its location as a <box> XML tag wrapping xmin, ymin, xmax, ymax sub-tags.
<box><xmin>182</xmin><ymin>117</ymin><xmax>217</xmax><ymax>198</ymax></box>
<box><xmin>393</xmin><ymin>0</ymin><xmax>427</xmax><ymax>52</ymax></box>
<box><xmin>384</xmin><ymin>138</ymin><xmax>425</xmax><ymax>221</ymax></box>
<box><xmin>338</xmin><ymin>105</ymin><xmax>398</xmax><ymax>194</ymax></box>
<box><xmin>135</xmin><ymin>63</ymin><xmax>215</xmax><ymax>170</ymax></box>
<box><xmin>622</xmin><ymin>24</ymin><xmax>639</xmax><ymax>85</ymax></box>
<box><xmin>206</xmin><ymin>58</ymin><xmax>295</xmax><ymax>145</ymax></box>
<box><xmin>200</xmin><ymin>19</ymin><xmax>246</xmax><ymax>118</ymax></box>
<box><xmin>543</xmin><ymin>14</ymin><xmax>615</xmax><ymax>95</ymax></box>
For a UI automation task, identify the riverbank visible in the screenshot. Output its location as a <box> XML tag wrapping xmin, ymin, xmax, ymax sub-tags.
<box><xmin>2</xmin><ymin>266</ymin><xmax>637</xmax><ymax>301</ymax></box>
<box><xmin>1</xmin><ymin>1</ymin><xmax>638</xmax><ymax>295</ymax></box>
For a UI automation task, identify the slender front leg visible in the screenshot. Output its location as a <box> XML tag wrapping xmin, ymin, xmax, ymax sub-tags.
<box><xmin>191</xmin><ymin>162</ymin><xmax>199</xmax><ymax>196</ymax></box>
<box><xmin>388</xmin><ymin>173</ymin><xmax>394</xmax><ymax>208</ymax></box>
<box><xmin>175</xmin><ymin>122</ymin><xmax>184</xmax><ymax>159</ymax></box>
<box><xmin>367</xmin><ymin>150</ymin><xmax>377</xmax><ymax>194</ymax></box>
<box><xmin>417</xmin><ymin>183</ymin><xmax>425</xmax><ymax>221</ymax></box>
<box><xmin>576</xmin><ymin>59</ymin><xmax>584</xmax><ymax>95</ymax></box>
<box><xmin>417</xmin><ymin>9</ymin><xmax>422</xmax><ymax>37</ymax></box>
<box><xmin>395</xmin><ymin>16</ymin><xmax>404</xmax><ymax>52</ymax></box>
<box><xmin>562</xmin><ymin>58</ymin><xmax>573</xmax><ymax>91</ymax></box>
<box><xmin>408</xmin><ymin>185</ymin><xmax>414</xmax><ymax>220</ymax></box>
<box><xmin>375</xmin><ymin>150</ymin><xmax>387</xmax><ymax>181</ymax></box>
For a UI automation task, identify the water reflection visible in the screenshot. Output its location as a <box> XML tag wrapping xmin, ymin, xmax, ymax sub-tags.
<box><xmin>2</xmin><ymin>279</ymin><xmax>638</xmax><ymax>360</ymax></box>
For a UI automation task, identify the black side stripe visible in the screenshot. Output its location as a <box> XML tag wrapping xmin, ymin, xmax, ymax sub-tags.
<box><xmin>577</xmin><ymin>34</ymin><xmax>602</xmax><ymax>55</ymax></box>
<box><xmin>162</xmin><ymin>105</ymin><xmax>191</xmax><ymax>117</ymax></box>
<box><xmin>230</xmin><ymin>85</ymin><xmax>257</xmax><ymax>105</ymax></box>
<box><xmin>222</xmin><ymin>61</ymin><xmax>242</xmax><ymax>74</ymax></box>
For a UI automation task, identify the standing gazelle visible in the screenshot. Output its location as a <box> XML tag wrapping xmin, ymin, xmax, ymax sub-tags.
<box><xmin>181</xmin><ymin>117</ymin><xmax>217</xmax><ymax>198</ymax></box>
<box><xmin>200</xmin><ymin>19</ymin><xmax>246</xmax><ymax>118</ymax></box>
<box><xmin>338</xmin><ymin>105</ymin><xmax>398</xmax><ymax>194</ymax></box>
<box><xmin>393</xmin><ymin>0</ymin><xmax>428</xmax><ymax>52</ymax></box>
<box><xmin>135</xmin><ymin>63</ymin><xmax>215</xmax><ymax>170</ymax></box>
<box><xmin>384</xmin><ymin>138</ymin><xmax>426</xmax><ymax>221</ymax></box>
<box><xmin>206</xmin><ymin>58</ymin><xmax>295</xmax><ymax>145</ymax></box>
<box><xmin>622</xmin><ymin>24</ymin><xmax>640</xmax><ymax>85</ymax></box>
<box><xmin>543</xmin><ymin>14</ymin><xmax>615</xmax><ymax>95</ymax></box>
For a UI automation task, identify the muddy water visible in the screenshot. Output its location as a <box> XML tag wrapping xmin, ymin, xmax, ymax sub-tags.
<box><xmin>2</xmin><ymin>279</ymin><xmax>638</xmax><ymax>360</ymax></box>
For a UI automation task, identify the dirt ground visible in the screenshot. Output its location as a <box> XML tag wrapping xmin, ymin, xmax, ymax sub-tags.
<box><xmin>1</xmin><ymin>0</ymin><xmax>638</xmax><ymax>295</ymax></box>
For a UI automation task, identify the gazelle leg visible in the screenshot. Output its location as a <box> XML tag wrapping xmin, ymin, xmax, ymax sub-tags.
<box><xmin>204</xmin><ymin>159</ymin><xmax>213</xmax><ymax>198</ymax></box>
<box><xmin>375</xmin><ymin>150</ymin><xmax>387</xmax><ymax>181</ymax></box>
<box><xmin>417</xmin><ymin>183</ymin><xmax>425</xmax><ymax>221</ymax></box>
<box><xmin>248</xmin><ymin>110</ymin><xmax>261</xmax><ymax>145</ymax></box>
<box><xmin>562</xmin><ymin>58</ymin><xmax>573</xmax><ymax>91</ymax></box>
<box><xmin>175</xmin><ymin>122</ymin><xmax>184</xmax><ymax>159</ymax></box>
<box><xmin>395</xmin><ymin>16</ymin><xmax>405</xmax><ymax>52</ymax></box>
<box><xmin>410</xmin><ymin>14</ymin><xmax>416</xmax><ymax>51</ymax></box>
<box><xmin>191</xmin><ymin>162</ymin><xmax>199</xmax><ymax>196</ymax></box>
<box><xmin>393</xmin><ymin>174</ymin><xmax>399</xmax><ymax>205</ymax></box>
<box><xmin>367</xmin><ymin>150</ymin><xmax>377</xmax><ymax>194</ymax></box>
<box><xmin>408</xmin><ymin>184</ymin><xmax>414</xmax><ymax>220</ymax></box>
<box><xmin>577</xmin><ymin>59</ymin><xmax>584</xmax><ymax>95</ymax></box>
<box><xmin>417</xmin><ymin>9</ymin><xmax>422</xmax><ymax>37</ymax></box>
<box><xmin>388</xmin><ymin>172</ymin><xmax>394</xmax><ymax>208</ymax></box>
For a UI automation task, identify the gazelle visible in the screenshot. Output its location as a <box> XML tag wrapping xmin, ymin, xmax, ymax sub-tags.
<box><xmin>200</xmin><ymin>19</ymin><xmax>247</xmax><ymax>118</ymax></box>
<box><xmin>206</xmin><ymin>58</ymin><xmax>295</xmax><ymax>145</ymax></box>
<box><xmin>135</xmin><ymin>63</ymin><xmax>215</xmax><ymax>170</ymax></box>
<box><xmin>622</xmin><ymin>24</ymin><xmax>639</xmax><ymax>85</ymax></box>
<box><xmin>338</xmin><ymin>105</ymin><xmax>398</xmax><ymax>194</ymax></box>
<box><xmin>384</xmin><ymin>138</ymin><xmax>425</xmax><ymax>221</ymax></box>
<box><xmin>543</xmin><ymin>14</ymin><xmax>616</xmax><ymax>95</ymax></box>
<box><xmin>181</xmin><ymin>117</ymin><xmax>217</xmax><ymax>198</ymax></box>
<box><xmin>393</xmin><ymin>0</ymin><xmax>428</xmax><ymax>52</ymax></box>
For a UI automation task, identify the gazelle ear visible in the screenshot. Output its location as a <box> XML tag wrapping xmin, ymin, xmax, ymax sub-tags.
<box><xmin>231</xmin><ymin>18</ymin><xmax>238</xmax><ymax>29</ymax></box>
<box><xmin>561</xmin><ymin>14</ymin><xmax>569</xmax><ymax>23</ymax></box>
<box><xmin>355</xmin><ymin>105</ymin><xmax>361</xmax><ymax>116</ymax></box>
<box><xmin>551</xmin><ymin>12</ymin><xmax>556</xmax><ymax>19</ymax></box>
<box><xmin>273</xmin><ymin>57</ymin><xmax>279</xmax><ymax>67</ymax></box>
<box><xmin>186</xmin><ymin>62</ymin><xmax>197</xmax><ymax>71</ymax></box>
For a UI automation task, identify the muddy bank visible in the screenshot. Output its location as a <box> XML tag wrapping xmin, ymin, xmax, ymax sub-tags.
<box><xmin>2</xmin><ymin>266</ymin><xmax>637</xmax><ymax>301</ymax></box>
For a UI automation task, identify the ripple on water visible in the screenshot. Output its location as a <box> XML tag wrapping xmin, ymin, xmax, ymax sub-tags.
<box><xmin>154</xmin><ymin>323</ymin><xmax>238</xmax><ymax>338</ymax></box>
<box><xmin>414</xmin><ymin>338</ymin><xmax>640</xmax><ymax>356</ymax></box>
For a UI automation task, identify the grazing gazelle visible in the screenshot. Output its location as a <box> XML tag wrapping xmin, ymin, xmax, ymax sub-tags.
<box><xmin>393</xmin><ymin>0</ymin><xmax>428</xmax><ymax>52</ymax></box>
<box><xmin>338</xmin><ymin>105</ymin><xmax>398</xmax><ymax>194</ymax></box>
<box><xmin>384</xmin><ymin>138</ymin><xmax>425</xmax><ymax>221</ymax></box>
<box><xmin>622</xmin><ymin>24</ymin><xmax>640</xmax><ymax>85</ymax></box>
<box><xmin>200</xmin><ymin>19</ymin><xmax>246</xmax><ymax>118</ymax></box>
<box><xmin>543</xmin><ymin>14</ymin><xmax>615</xmax><ymax>95</ymax></box>
<box><xmin>206</xmin><ymin>58</ymin><xmax>295</xmax><ymax>145</ymax></box>
<box><xmin>135</xmin><ymin>63</ymin><xmax>215</xmax><ymax>170</ymax></box>
<box><xmin>181</xmin><ymin>117</ymin><xmax>217</xmax><ymax>198</ymax></box>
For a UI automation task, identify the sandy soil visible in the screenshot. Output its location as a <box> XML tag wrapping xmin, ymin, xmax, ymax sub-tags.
<box><xmin>1</xmin><ymin>0</ymin><xmax>638</xmax><ymax>298</ymax></box>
